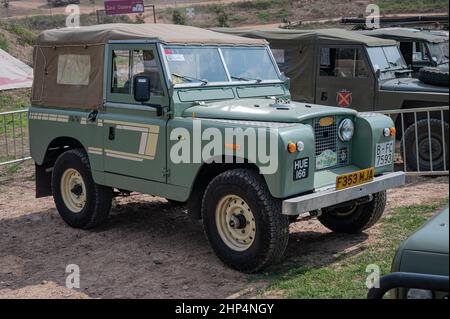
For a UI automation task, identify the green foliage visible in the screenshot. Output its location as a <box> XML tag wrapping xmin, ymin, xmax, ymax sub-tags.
<box><xmin>135</xmin><ymin>13</ymin><xmax>145</xmax><ymax>24</ymax></box>
<box><xmin>214</xmin><ymin>7</ymin><xmax>229</xmax><ymax>27</ymax></box>
<box><xmin>0</xmin><ymin>33</ymin><xmax>9</xmax><ymax>52</ymax></box>
<box><xmin>0</xmin><ymin>21</ymin><xmax>36</xmax><ymax>46</ymax></box>
<box><xmin>252</xmin><ymin>198</ymin><xmax>448</xmax><ymax>298</ymax></box>
<box><xmin>172</xmin><ymin>9</ymin><xmax>187</xmax><ymax>25</ymax></box>
<box><xmin>376</xmin><ymin>0</ymin><xmax>449</xmax><ymax>12</ymax></box>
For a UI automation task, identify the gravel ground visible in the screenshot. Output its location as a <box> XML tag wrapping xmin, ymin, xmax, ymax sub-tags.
<box><xmin>0</xmin><ymin>171</ymin><xmax>448</xmax><ymax>299</ymax></box>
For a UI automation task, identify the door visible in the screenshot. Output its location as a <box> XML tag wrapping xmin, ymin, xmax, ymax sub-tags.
<box><xmin>102</xmin><ymin>43</ymin><xmax>169</xmax><ymax>183</ymax></box>
<box><xmin>315</xmin><ymin>45</ymin><xmax>375</xmax><ymax>112</ymax></box>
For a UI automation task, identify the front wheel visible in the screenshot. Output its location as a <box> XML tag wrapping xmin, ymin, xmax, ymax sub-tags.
<box><xmin>52</xmin><ymin>149</ymin><xmax>112</xmax><ymax>229</ymax></box>
<box><xmin>318</xmin><ymin>191</ymin><xmax>387</xmax><ymax>234</ymax></box>
<box><xmin>202</xmin><ymin>169</ymin><xmax>289</xmax><ymax>273</ymax></box>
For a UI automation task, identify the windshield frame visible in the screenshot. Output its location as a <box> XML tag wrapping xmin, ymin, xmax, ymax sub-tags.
<box><xmin>366</xmin><ymin>45</ymin><xmax>409</xmax><ymax>80</ymax></box>
<box><xmin>426</xmin><ymin>41</ymin><xmax>449</xmax><ymax>65</ymax></box>
<box><xmin>158</xmin><ymin>43</ymin><xmax>283</xmax><ymax>88</ymax></box>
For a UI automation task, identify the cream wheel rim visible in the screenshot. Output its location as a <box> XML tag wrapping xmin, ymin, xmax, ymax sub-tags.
<box><xmin>215</xmin><ymin>195</ymin><xmax>256</xmax><ymax>252</ymax></box>
<box><xmin>60</xmin><ymin>168</ymin><xmax>86</xmax><ymax>213</ymax></box>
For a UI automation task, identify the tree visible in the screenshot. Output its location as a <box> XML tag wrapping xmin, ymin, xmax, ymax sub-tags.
<box><xmin>214</xmin><ymin>7</ymin><xmax>229</xmax><ymax>28</ymax></box>
<box><xmin>135</xmin><ymin>13</ymin><xmax>145</xmax><ymax>24</ymax></box>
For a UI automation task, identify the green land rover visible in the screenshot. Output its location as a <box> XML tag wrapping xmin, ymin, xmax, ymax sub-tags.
<box><xmin>213</xmin><ymin>28</ymin><xmax>449</xmax><ymax>172</ymax></box>
<box><xmin>29</xmin><ymin>24</ymin><xmax>405</xmax><ymax>272</ymax></box>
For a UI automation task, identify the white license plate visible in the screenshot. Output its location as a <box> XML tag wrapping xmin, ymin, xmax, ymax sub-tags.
<box><xmin>375</xmin><ymin>141</ymin><xmax>394</xmax><ymax>167</ymax></box>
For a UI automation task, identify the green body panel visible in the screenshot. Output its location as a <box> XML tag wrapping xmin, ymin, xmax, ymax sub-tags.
<box><xmin>29</xmin><ymin>40</ymin><xmax>397</xmax><ymax>203</ymax></box>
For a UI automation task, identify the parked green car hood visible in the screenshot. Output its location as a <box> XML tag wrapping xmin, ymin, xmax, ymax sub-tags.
<box><xmin>183</xmin><ymin>99</ymin><xmax>357</xmax><ymax>123</ymax></box>
<box><xmin>402</xmin><ymin>207</ymin><xmax>449</xmax><ymax>255</ymax></box>
<box><xmin>380</xmin><ymin>78</ymin><xmax>449</xmax><ymax>93</ymax></box>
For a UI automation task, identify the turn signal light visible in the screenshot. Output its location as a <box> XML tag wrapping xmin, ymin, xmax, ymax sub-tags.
<box><xmin>287</xmin><ymin>143</ymin><xmax>297</xmax><ymax>153</ymax></box>
<box><xmin>390</xmin><ymin>127</ymin><xmax>396</xmax><ymax>136</ymax></box>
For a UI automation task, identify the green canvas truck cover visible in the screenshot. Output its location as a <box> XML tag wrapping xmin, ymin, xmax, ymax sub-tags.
<box><xmin>32</xmin><ymin>23</ymin><xmax>266</xmax><ymax>110</ymax></box>
<box><xmin>360</xmin><ymin>29</ymin><xmax>447</xmax><ymax>44</ymax></box>
<box><xmin>212</xmin><ymin>28</ymin><xmax>395</xmax><ymax>103</ymax></box>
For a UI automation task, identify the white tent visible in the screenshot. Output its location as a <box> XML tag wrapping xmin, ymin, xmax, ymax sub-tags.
<box><xmin>0</xmin><ymin>48</ymin><xmax>33</xmax><ymax>91</ymax></box>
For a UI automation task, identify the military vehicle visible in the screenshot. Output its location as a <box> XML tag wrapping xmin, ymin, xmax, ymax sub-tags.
<box><xmin>29</xmin><ymin>24</ymin><xmax>404</xmax><ymax>272</ymax></box>
<box><xmin>213</xmin><ymin>28</ymin><xmax>449</xmax><ymax>172</ymax></box>
<box><xmin>47</xmin><ymin>0</ymin><xmax>80</xmax><ymax>8</ymax></box>
<box><xmin>368</xmin><ymin>206</ymin><xmax>449</xmax><ymax>299</ymax></box>
<box><xmin>360</xmin><ymin>28</ymin><xmax>449</xmax><ymax>77</ymax></box>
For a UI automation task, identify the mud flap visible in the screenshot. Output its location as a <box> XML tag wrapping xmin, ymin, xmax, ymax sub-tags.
<box><xmin>35</xmin><ymin>163</ymin><xmax>52</xmax><ymax>198</ymax></box>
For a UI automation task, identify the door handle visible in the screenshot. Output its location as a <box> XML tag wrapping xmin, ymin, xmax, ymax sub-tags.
<box><xmin>108</xmin><ymin>126</ymin><xmax>115</xmax><ymax>140</ymax></box>
<box><xmin>321</xmin><ymin>91</ymin><xmax>328</xmax><ymax>101</ymax></box>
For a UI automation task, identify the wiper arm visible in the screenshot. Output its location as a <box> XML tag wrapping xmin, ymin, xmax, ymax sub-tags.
<box><xmin>388</xmin><ymin>61</ymin><xmax>398</xmax><ymax>67</ymax></box>
<box><xmin>231</xmin><ymin>75</ymin><xmax>262</xmax><ymax>83</ymax></box>
<box><xmin>172</xmin><ymin>73</ymin><xmax>208</xmax><ymax>85</ymax></box>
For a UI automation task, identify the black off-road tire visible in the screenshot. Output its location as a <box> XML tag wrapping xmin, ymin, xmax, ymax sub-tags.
<box><xmin>401</xmin><ymin>119</ymin><xmax>449</xmax><ymax>171</ymax></box>
<box><xmin>318</xmin><ymin>191</ymin><xmax>387</xmax><ymax>234</ymax></box>
<box><xmin>202</xmin><ymin>169</ymin><xmax>289</xmax><ymax>273</ymax></box>
<box><xmin>52</xmin><ymin>149</ymin><xmax>113</xmax><ymax>229</ymax></box>
<box><xmin>418</xmin><ymin>67</ymin><xmax>449</xmax><ymax>87</ymax></box>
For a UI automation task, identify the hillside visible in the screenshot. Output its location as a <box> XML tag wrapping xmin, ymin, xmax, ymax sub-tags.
<box><xmin>0</xmin><ymin>21</ymin><xmax>35</xmax><ymax>65</ymax></box>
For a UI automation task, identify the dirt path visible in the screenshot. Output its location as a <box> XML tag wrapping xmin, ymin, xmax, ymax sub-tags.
<box><xmin>0</xmin><ymin>171</ymin><xmax>448</xmax><ymax>299</ymax></box>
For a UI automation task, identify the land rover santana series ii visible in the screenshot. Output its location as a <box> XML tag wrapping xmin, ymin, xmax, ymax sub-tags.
<box><xmin>214</xmin><ymin>28</ymin><xmax>449</xmax><ymax>172</ymax></box>
<box><xmin>29</xmin><ymin>24</ymin><xmax>405</xmax><ymax>272</ymax></box>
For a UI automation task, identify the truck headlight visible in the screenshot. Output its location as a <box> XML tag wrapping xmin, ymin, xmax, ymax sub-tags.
<box><xmin>407</xmin><ymin>288</ymin><xmax>434</xmax><ymax>299</ymax></box>
<box><xmin>338</xmin><ymin>118</ymin><xmax>354</xmax><ymax>142</ymax></box>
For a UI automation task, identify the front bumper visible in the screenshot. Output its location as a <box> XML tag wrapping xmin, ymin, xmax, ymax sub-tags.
<box><xmin>282</xmin><ymin>171</ymin><xmax>405</xmax><ymax>215</ymax></box>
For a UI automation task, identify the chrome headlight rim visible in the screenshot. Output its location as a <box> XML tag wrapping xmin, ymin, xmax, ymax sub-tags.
<box><xmin>338</xmin><ymin>118</ymin><xmax>355</xmax><ymax>142</ymax></box>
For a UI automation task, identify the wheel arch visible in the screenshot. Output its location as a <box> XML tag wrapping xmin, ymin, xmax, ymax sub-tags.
<box><xmin>186</xmin><ymin>156</ymin><xmax>264</xmax><ymax>220</ymax></box>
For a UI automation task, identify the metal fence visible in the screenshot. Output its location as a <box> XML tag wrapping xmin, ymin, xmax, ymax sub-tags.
<box><xmin>377</xmin><ymin>105</ymin><xmax>449</xmax><ymax>176</ymax></box>
<box><xmin>0</xmin><ymin>109</ymin><xmax>31</xmax><ymax>167</ymax></box>
<box><xmin>0</xmin><ymin>107</ymin><xmax>448</xmax><ymax>176</ymax></box>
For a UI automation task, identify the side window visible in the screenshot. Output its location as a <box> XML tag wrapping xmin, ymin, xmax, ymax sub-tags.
<box><xmin>271</xmin><ymin>48</ymin><xmax>295</xmax><ymax>73</ymax></box>
<box><xmin>111</xmin><ymin>49</ymin><xmax>164</xmax><ymax>96</ymax></box>
<box><xmin>413</xmin><ymin>42</ymin><xmax>428</xmax><ymax>62</ymax></box>
<box><xmin>320</xmin><ymin>47</ymin><xmax>369</xmax><ymax>78</ymax></box>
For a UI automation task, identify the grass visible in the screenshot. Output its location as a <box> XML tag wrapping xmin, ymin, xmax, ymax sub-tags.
<box><xmin>0</xmin><ymin>21</ymin><xmax>36</xmax><ymax>46</ymax></box>
<box><xmin>376</xmin><ymin>0</ymin><xmax>449</xmax><ymax>13</ymax></box>
<box><xmin>0</xmin><ymin>33</ymin><xmax>9</xmax><ymax>52</ymax></box>
<box><xmin>0</xmin><ymin>88</ymin><xmax>31</xmax><ymax>113</ymax></box>
<box><xmin>253</xmin><ymin>198</ymin><xmax>448</xmax><ymax>298</ymax></box>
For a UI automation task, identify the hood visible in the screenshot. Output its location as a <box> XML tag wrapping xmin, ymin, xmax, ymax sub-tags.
<box><xmin>402</xmin><ymin>207</ymin><xmax>449</xmax><ymax>255</ymax></box>
<box><xmin>183</xmin><ymin>99</ymin><xmax>357</xmax><ymax>123</ymax></box>
<box><xmin>380</xmin><ymin>77</ymin><xmax>449</xmax><ymax>93</ymax></box>
<box><xmin>437</xmin><ymin>63</ymin><xmax>449</xmax><ymax>72</ymax></box>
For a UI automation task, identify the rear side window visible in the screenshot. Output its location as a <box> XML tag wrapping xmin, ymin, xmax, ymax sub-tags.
<box><xmin>319</xmin><ymin>47</ymin><xmax>369</xmax><ymax>78</ymax></box>
<box><xmin>57</xmin><ymin>54</ymin><xmax>91</xmax><ymax>85</ymax></box>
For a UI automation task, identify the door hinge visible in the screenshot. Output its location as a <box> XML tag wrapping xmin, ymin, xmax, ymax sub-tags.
<box><xmin>162</xmin><ymin>168</ymin><xmax>170</xmax><ymax>177</ymax></box>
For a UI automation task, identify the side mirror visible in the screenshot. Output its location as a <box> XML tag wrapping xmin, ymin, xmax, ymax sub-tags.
<box><xmin>375</xmin><ymin>67</ymin><xmax>381</xmax><ymax>78</ymax></box>
<box><xmin>280</xmin><ymin>72</ymin><xmax>291</xmax><ymax>89</ymax></box>
<box><xmin>133</xmin><ymin>75</ymin><xmax>151</xmax><ymax>102</ymax></box>
<box><xmin>132</xmin><ymin>75</ymin><xmax>163</xmax><ymax>116</ymax></box>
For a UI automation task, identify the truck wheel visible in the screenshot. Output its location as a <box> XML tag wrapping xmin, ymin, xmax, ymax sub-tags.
<box><xmin>52</xmin><ymin>149</ymin><xmax>112</xmax><ymax>229</ymax></box>
<box><xmin>401</xmin><ymin>119</ymin><xmax>449</xmax><ymax>171</ymax></box>
<box><xmin>418</xmin><ymin>67</ymin><xmax>449</xmax><ymax>87</ymax></box>
<box><xmin>202</xmin><ymin>169</ymin><xmax>289</xmax><ymax>273</ymax></box>
<box><xmin>318</xmin><ymin>191</ymin><xmax>386</xmax><ymax>234</ymax></box>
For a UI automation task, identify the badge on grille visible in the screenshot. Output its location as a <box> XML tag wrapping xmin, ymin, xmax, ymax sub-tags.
<box><xmin>319</xmin><ymin>117</ymin><xmax>333</xmax><ymax>127</ymax></box>
<box><xmin>336</xmin><ymin>89</ymin><xmax>352</xmax><ymax>108</ymax></box>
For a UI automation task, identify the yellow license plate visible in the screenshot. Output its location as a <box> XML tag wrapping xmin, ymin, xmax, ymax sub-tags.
<box><xmin>336</xmin><ymin>167</ymin><xmax>375</xmax><ymax>190</ymax></box>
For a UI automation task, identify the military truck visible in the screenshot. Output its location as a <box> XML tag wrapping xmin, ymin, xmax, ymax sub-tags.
<box><xmin>368</xmin><ymin>206</ymin><xmax>449</xmax><ymax>299</ymax></box>
<box><xmin>29</xmin><ymin>24</ymin><xmax>405</xmax><ymax>272</ymax></box>
<box><xmin>360</xmin><ymin>28</ymin><xmax>449</xmax><ymax>77</ymax></box>
<box><xmin>213</xmin><ymin>28</ymin><xmax>449</xmax><ymax>172</ymax></box>
<box><xmin>47</xmin><ymin>0</ymin><xmax>80</xmax><ymax>8</ymax></box>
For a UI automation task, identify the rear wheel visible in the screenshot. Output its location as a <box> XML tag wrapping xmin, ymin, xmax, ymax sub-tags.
<box><xmin>202</xmin><ymin>169</ymin><xmax>289</xmax><ymax>273</ymax></box>
<box><xmin>52</xmin><ymin>149</ymin><xmax>112</xmax><ymax>229</ymax></box>
<box><xmin>318</xmin><ymin>191</ymin><xmax>387</xmax><ymax>234</ymax></box>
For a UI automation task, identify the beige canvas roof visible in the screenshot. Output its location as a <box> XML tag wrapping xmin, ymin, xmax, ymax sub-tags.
<box><xmin>212</xmin><ymin>27</ymin><xmax>396</xmax><ymax>47</ymax></box>
<box><xmin>36</xmin><ymin>23</ymin><xmax>267</xmax><ymax>46</ymax></box>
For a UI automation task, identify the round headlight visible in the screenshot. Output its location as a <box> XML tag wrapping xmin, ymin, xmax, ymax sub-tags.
<box><xmin>338</xmin><ymin>118</ymin><xmax>354</xmax><ymax>142</ymax></box>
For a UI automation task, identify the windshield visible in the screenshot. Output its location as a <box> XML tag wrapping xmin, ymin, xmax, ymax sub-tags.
<box><xmin>367</xmin><ymin>46</ymin><xmax>408</xmax><ymax>79</ymax></box>
<box><xmin>428</xmin><ymin>41</ymin><xmax>449</xmax><ymax>65</ymax></box>
<box><xmin>163</xmin><ymin>46</ymin><xmax>280</xmax><ymax>86</ymax></box>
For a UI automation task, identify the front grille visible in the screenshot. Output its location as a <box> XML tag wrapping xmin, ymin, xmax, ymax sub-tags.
<box><xmin>313</xmin><ymin>117</ymin><xmax>350</xmax><ymax>170</ymax></box>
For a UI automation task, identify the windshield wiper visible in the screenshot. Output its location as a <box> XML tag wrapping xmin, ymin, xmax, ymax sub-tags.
<box><xmin>388</xmin><ymin>61</ymin><xmax>398</xmax><ymax>67</ymax></box>
<box><xmin>231</xmin><ymin>75</ymin><xmax>262</xmax><ymax>83</ymax></box>
<box><xmin>172</xmin><ymin>73</ymin><xmax>208</xmax><ymax>85</ymax></box>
